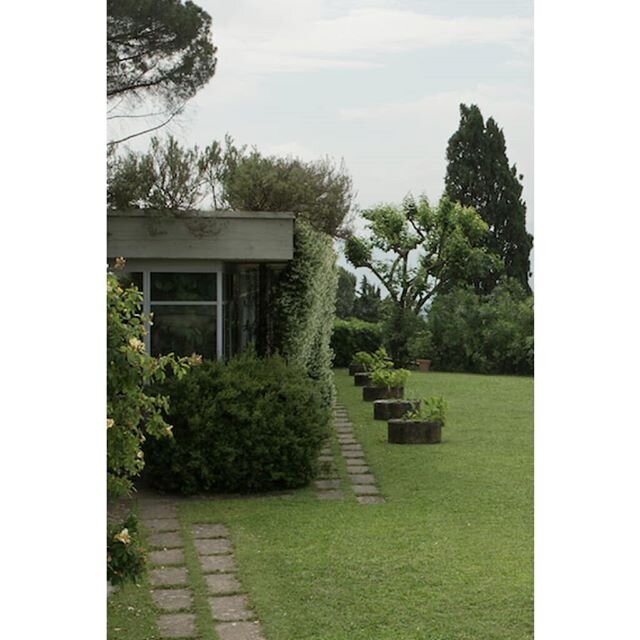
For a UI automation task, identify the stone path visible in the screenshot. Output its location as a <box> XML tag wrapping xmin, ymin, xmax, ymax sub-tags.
<box><xmin>138</xmin><ymin>497</ymin><xmax>266</xmax><ymax>639</ymax></box>
<box><xmin>320</xmin><ymin>404</ymin><xmax>385</xmax><ymax>505</ymax></box>
<box><xmin>140</xmin><ymin>499</ymin><xmax>199</xmax><ymax>638</ymax></box>
<box><xmin>313</xmin><ymin>432</ymin><xmax>344</xmax><ymax>500</ymax></box>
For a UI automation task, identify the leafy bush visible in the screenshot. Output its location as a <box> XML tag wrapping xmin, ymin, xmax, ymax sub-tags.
<box><xmin>107</xmin><ymin>268</ymin><xmax>193</xmax><ymax>499</ymax></box>
<box><xmin>331</xmin><ymin>318</ymin><xmax>383</xmax><ymax>367</ymax></box>
<box><xmin>107</xmin><ymin>513</ymin><xmax>145</xmax><ymax>586</ymax></box>
<box><xmin>370</xmin><ymin>368</ymin><xmax>410</xmax><ymax>389</ymax></box>
<box><xmin>352</xmin><ymin>346</ymin><xmax>392</xmax><ymax>371</ymax></box>
<box><xmin>271</xmin><ymin>219</ymin><xmax>338</xmax><ymax>407</ymax></box>
<box><xmin>426</xmin><ymin>279</ymin><xmax>533</xmax><ymax>375</ymax></box>
<box><xmin>144</xmin><ymin>352</ymin><xmax>331</xmax><ymax>494</ymax></box>
<box><xmin>405</xmin><ymin>396</ymin><xmax>448</xmax><ymax>426</ymax></box>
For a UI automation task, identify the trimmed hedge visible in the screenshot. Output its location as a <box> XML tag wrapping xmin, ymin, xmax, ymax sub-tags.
<box><xmin>143</xmin><ymin>353</ymin><xmax>330</xmax><ymax>494</ymax></box>
<box><xmin>271</xmin><ymin>219</ymin><xmax>338</xmax><ymax>407</ymax></box>
<box><xmin>331</xmin><ymin>318</ymin><xmax>383</xmax><ymax>367</ymax></box>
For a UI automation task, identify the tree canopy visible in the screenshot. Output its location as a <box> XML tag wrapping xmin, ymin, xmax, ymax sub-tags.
<box><xmin>345</xmin><ymin>195</ymin><xmax>502</xmax><ymax>314</ymax></box>
<box><xmin>107</xmin><ymin>0</ymin><xmax>217</xmax><ymax>106</ymax></box>
<box><xmin>445</xmin><ymin>104</ymin><xmax>533</xmax><ymax>292</ymax></box>
<box><xmin>345</xmin><ymin>195</ymin><xmax>503</xmax><ymax>364</ymax></box>
<box><xmin>107</xmin><ymin>135</ymin><xmax>355</xmax><ymax>238</ymax></box>
<box><xmin>222</xmin><ymin>151</ymin><xmax>355</xmax><ymax>237</ymax></box>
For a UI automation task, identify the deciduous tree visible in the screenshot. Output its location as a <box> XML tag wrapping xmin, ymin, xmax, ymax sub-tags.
<box><xmin>345</xmin><ymin>195</ymin><xmax>502</xmax><ymax>363</ymax></box>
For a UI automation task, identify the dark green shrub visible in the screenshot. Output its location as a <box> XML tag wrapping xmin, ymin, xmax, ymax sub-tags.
<box><xmin>331</xmin><ymin>318</ymin><xmax>383</xmax><ymax>367</ymax></box>
<box><xmin>107</xmin><ymin>513</ymin><xmax>146</xmax><ymax>586</ymax></box>
<box><xmin>144</xmin><ymin>353</ymin><xmax>330</xmax><ymax>494</ymax></box>
<box><xmin>426</xmin><ymin>279</ymin><xmax>533</xmax><ymax>375</ymax></box>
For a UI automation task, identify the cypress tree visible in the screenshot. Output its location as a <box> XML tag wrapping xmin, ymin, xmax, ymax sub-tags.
<box><xmin>445</xmin><ymin>104</ymin><xmax>533</xmax><ymax>292</ymax></box>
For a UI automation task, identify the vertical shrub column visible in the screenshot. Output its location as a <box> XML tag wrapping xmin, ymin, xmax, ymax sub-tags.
<box><xmin>271</xmin><ymin>219</ymin><xmax>338</xmax><ymax>408</ymax></box>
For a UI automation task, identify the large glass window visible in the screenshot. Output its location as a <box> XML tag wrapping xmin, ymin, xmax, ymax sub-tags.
<box><xmin>150</xmin><ymin>305</ymin><xmax>217</xmax><ymax>359</ymax></box>
<box><xmin>149</xmin><ymin>271</ymin><xmax>218</xmax><ymax>359</ymax></box>
<box><xmin>150</xmin><ymin>273</ymin><xmax>216</xmax><ymax>301</ymax></box>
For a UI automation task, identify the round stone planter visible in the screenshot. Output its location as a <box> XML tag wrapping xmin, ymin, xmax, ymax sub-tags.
<box><xmin>387</xmin><ymin>419</ymin><xmax>442</xmax><ymax>444</ymax></box>
<box><xmin>373</xmin><ymin>399</ymin><xmax>420</xmax><ymax>421</ymax></box>
<box><xmin>354</xmin><ymin>372</ymin><xmax>371</xmax><ymax>387</ymax></box>
<box><xmin>349</xmin><ymin>363</ymin><xmax>366</xmax><ymax>376</ymax></box>
<box><xmin>362</xmin><ymin>386</ymin><xmax>404</xmax><ymax>402</ymax></box>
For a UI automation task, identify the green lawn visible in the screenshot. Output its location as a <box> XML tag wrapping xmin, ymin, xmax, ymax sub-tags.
<box><xmin>108</xmin><ymin>369</ymin><xmax>533</xmax><ymax>640</ymax></box>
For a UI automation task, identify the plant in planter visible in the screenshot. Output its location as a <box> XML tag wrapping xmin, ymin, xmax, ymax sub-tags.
<box><xmin>349</xmin><ymin>347</ymin><xmax>392</xmax><ymax>376</ymax></box>
<box><xmin>362</xmin><ymin>367</ymin><xmax>410</xmax><ymax>401</ymax></box>
<box><xmin>373</xmin><ymin>398</ymin><xmax>420</xmax><ymax>421</ymax></box>
<box><xmin>387</xmin><ymin>396</ymin><xmax>448</xmax><ymax>444</ymax></box>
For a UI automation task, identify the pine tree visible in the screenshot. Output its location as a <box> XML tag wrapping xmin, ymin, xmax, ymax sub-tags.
<box><xmin>445</xmin><ymin>104</ymin><xmax>533</xmax><ymax>292</ymax></box>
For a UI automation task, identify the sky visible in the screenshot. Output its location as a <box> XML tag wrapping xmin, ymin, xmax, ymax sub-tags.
<box><xmin>109</xmin><ymin>0</ymin><xmax>533</xmax><ymax>237</ymax></box>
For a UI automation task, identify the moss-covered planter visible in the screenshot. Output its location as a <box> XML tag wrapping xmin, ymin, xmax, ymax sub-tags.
<box><xmin>387</xmin><ymin>419</ymin><xmax>442</xmax><ymax>444</ymax></box>
<box><xmin>373</xmin><ymin>399</ymin><xmax>420</xmax><ymax>421</ymax></box>
<box><xmin>349</xmin><ymin>363</ymin><xmax>366</xmax><ymax>376</ymax></box>
<box><xmin>354</xmin><ymin>372</ymin><xmax>371</xmax><ymax>387</ymax></box>
<box><xmin>362</xmin><ymin>386</ymin><xmax>404</xmax><ymax>402</ymax></box>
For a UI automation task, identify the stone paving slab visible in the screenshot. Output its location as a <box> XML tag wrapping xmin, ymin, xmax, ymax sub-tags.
<box><xmin>149</xmin><ymin>531</ymin><xmax>184</xmax><ymax>549</ymax></box>
<box><xmin>149</xmin><ymin>548</ymin><xmax>185</xmax><ymax>566</ymax></box>
<box><xmin>337</xmin><ymin>436</ymin><xmax>357</xmax><ymax>444</ymax></box>
<box><xmin>340</xmin><ymin>444</ymin><xmax>363</xmax><ymax>452</ymax></box>
<box><xmin>200</xmin><ymin>554</ymin><xmax>237</xmax><ymax>573</ymax></box>
<box><xmin>215</xmin><ymin>621</ymin><xmax>265</xmax><ymax>640</ymax></box>
<box><xmin>352</xmin><ymin>484</ymin><xmax>380</xmax><ymax>496</ymax></box>
<box><xmin>144</xmin><ymin>518</ymin><xmax>181</xmax><ymax>532</ymax></box>
<box><xmin>205</xmin><ymin>573</ymin><xmax>243</xmax><ymax>595</ymax></box>
<box><xmin>317</xmin><ymin>490</ymin><xmax>343</xmax><ymax>500</ymax></box>
<box><xmin>317</xmin><ymin>470</ymin><xmax>338</xmax><ymax>481</ymax></box>
<box><xmin>346</xmin><ymin>464</ymin><xmax>369</xmax><ymax>474</ymax></box>
<box><xmin>150</xmin><ymin>567</ymin><xmax>189</xmax><ymax>586</ymax></box>
<box><xmin>192</xmin><ymin>523</ymin><xmax>229</xmax><ymax>539</ymax></box>
<box><xmin>195</xmin><ymin>538</ymin><xmax>233</xmax><ymax>555</ymax></box>
<box><xmin>318</xmin><ymin>455</ymin><xmax>334</xmax><ymax>463</ymax></box>
<box><xmin>151</xmin><ymin>588</ymin><xmax>193</xmax><ymax>612</ymax></box>
<box><xmin>138</xmin><ymin>506</ymin><xmax>178</xmax><ymax>520</ymax></box>
<box><xmin>157</xmin><ymin>613</ymin><xmax>196</xmax><ymax>638</ymax></box>
<box><xmin>209</xmin><ymin>595</ymin><xmax>255</xmax><ymax>621</ymax></box>
<box><xmin>356</xmin><ymin>495</ymin><xmax>386</xmax><ymax>505</ymax></box>
<box><xmin>348</xmin><ymin>473</ymin><xmax>377</xmax><ymax>485</ymax></box>
<box><xmin>342</xmin><ymin>450</ymin><xmax>366</xmax><ymax>459</ymax></box>
<box><xmin>314</xmin><ymin>479</ymin><xmax>341</xmax><ymax>490</ymax></box>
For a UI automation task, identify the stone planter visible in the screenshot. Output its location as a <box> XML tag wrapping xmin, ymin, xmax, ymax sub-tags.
<box><xmin>416</xmin><ymin>359</ymin><xmax>432</xmax><ymax>372</ymax></box>
<box><xmin>362</xmin><ymin>386</ymin><xmax>404</xmax><ymax>402</ymax></box>
<box><xmin>354</xmin><ymin>372</ymin><xmax>371</xmax><ymax>387</ymax></box>
<box><xmin>373</xmin><ymin>399</ymin><xmax>420</xmax><ymax>421</ymax></box>
<box><xmin>349</xmin><ymin>363</ymin><xmax>366</xmax><ymax>376</ymax></box>
<box><xmin>387</xmin><ymin>419</ymin><xmax>442</xmax><ymax>444</ymax></box>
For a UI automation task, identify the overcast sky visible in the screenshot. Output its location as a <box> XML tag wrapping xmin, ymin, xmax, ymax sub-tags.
<box><xmin>110</xmin><ymin>0</ymin><xmax>533</xmax><ymax>235</ymax></box>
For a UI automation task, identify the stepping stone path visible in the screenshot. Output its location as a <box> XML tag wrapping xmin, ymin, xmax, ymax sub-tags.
<box><xmin>313</xmin><ymin>431</ymin><xmax>343</xmax><ymax>500</ymax></box>
<box><xmin>194</xmin><ymin>522</ymin><xmax>267</xmax><ymax>639</ymax></box>
<box><xmin>138</xmin><ymin>498</ymin><xmax>198</xmax><ymax>638</ymax></box>
<box><xmin>320</xmin><ymin>404</ymin><xmax>385</xmax><ymax>505</ymax></box>
<box><xmin>137</xmin><ymin>496</ymin><xmax>267</xmax><ymax>639</ymax></box>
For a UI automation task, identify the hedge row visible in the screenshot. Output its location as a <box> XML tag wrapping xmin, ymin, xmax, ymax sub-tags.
<box><xmin>330</xmin><ymin>318</ymin><xmax>383</xmax><ymax>367</ymax></box>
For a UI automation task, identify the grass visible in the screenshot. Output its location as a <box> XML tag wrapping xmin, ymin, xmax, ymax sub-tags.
<box><xmin>108</xmin><ymin>369</ymin><xmax>533</xmax><ymax>639</ymax></box>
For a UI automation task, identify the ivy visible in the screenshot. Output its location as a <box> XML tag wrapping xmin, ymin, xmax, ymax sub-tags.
<box><xmin>271</xmin><ymin>220</ymin><xmax>338</xmax><ymax>408</ymax></box>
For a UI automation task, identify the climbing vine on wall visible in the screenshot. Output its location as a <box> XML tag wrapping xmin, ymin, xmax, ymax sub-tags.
<box><xmin>271</xmin><ymin>219</ymin><xmax>338</xmax><ymax>408</ymax></box>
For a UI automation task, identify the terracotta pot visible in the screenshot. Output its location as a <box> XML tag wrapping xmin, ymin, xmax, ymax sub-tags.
<box><xmin>362</xmin><ymin>386</ymin><xmax>404</xmax><ymax>402</ymax></box>
<box><xmin>354</xmin><ymin>372</ymin><xmax>371</xmax><ymax>387</ymax></box>
<box><xmin>387</xmin><ymin>419</ymin><xmax>442</xmax><ymax>444</ymax></box>
<box><xmin>373</xmin><ymin>399</ymin><xmax>420</xmax><ymax>421</ymax></box>
<box><xmin>416</xmin><ymin>359</ymin><xmax>432</xmax><ymax>372</ymax></box>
